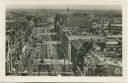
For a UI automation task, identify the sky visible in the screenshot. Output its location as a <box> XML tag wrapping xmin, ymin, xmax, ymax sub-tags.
<box><xmin>6</xmin><ymin>4</ymin><xmax>122</xmax><ymax>10</ymax></box>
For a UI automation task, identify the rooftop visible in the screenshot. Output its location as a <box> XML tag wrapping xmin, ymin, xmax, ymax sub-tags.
<box><xmin>71</xmin><ymin>39</ymin><xmax>84</xmax><ymax>49</ymax></box>
<box><xmin>106</xmin><ymin>39</ymin><xmax>118</xmax><ymax>44</ymax></box>
<box><xmin>110</xmin><ymin>24</ymin><xmax>122</xmax><ymax>27</ymax></box>
<box><xmin>62</xmin><ymin>17</ymin><xmax>88</xmax><ymax>27</ymax></box>
<box><xmin>107</xmin><ymin>35</ymin><xmax>122</xmax><ymax>38</ymax></box>
<box><xmin>65</xmin><ymin>31</ymin><xmax>105</xmax><ymax>42</ymax></box>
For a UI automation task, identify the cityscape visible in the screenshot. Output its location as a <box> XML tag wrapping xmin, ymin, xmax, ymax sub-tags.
<box><xmin>6</xmin><ymin>6</ymin><xmax>122</xmax><ymax>76</ymax></box>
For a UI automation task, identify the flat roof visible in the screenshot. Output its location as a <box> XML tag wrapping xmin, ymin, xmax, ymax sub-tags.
<box><xmin>68</xmin><ymin>35</ymin><xmax>105</xmax><ymax>40</ymax></box>
<box><xmin>107</xmin><ymin>35</ymin><xmax>122</xmax><ymax>38</ymax></box>
<box><xmin>111</xmin><ymin>24</ymin><xmax>122</xmax><ymax>27</ymax></box>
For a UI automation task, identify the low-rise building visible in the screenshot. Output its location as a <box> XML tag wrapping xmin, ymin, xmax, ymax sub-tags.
<box><xmin>105</xmin><ymin>35</ymin><xmax>122</xmax><ymax>59</ymax></box>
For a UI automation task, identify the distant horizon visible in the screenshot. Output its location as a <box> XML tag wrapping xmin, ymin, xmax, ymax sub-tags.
<box><xmin>6</xmin><ymin>4</ymin><xmax>122</xmax><ymax>10</ymax></box>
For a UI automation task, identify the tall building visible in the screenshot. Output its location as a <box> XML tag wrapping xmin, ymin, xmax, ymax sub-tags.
<box><xmin>62</xmin><ymin>31</ymin><xmax>105</xmax><ymax>60</ymax></box>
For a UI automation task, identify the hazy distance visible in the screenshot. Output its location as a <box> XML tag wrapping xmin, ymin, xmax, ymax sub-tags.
<box><xmin>7</xmin><ymin>4</ymin><xmax>121</xmax><ymax>10</ymax></box>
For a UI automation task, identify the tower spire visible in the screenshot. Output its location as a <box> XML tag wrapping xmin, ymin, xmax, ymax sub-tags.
<box><xmin>67</xmin><ymin>5</ymin><xmax>69</xmax><ymax>13</ymax></box>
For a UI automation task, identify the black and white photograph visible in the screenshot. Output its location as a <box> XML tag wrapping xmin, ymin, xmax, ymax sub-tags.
<box><xmin>5</xmin><ymin>4</ymin><xmax>122</xmax><ymax>76</ymax></box>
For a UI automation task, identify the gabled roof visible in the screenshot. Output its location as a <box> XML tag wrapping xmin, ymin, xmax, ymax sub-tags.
<box><xmin>71</xmin><ymin>39</ymin><xmax>84</xmax><ymax>49</ymax></box>
<box><xmin>65</xmin><ymin>31</ymin><xmax>72</xmax><ymax>38</ymax></box>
